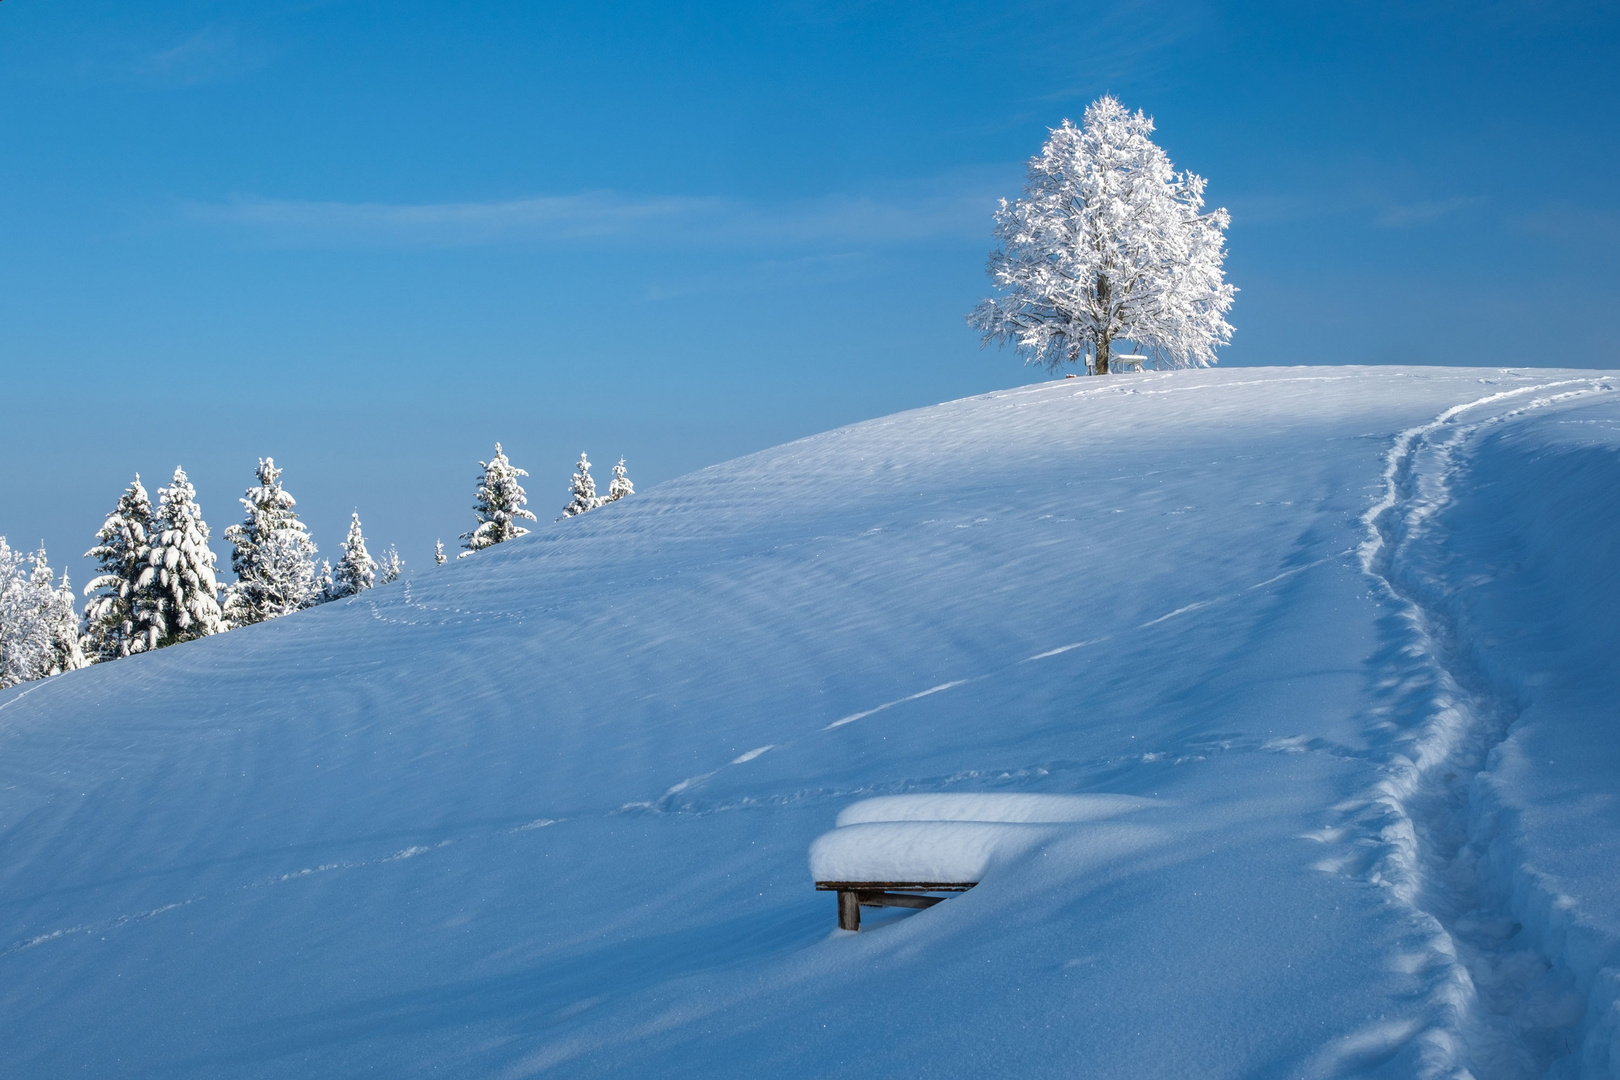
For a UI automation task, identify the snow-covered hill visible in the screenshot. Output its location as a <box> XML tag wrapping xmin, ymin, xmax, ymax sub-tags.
<box><xmin>3</xmin><ymin>367</ymin><xmax>1619</xmax><ymax>1079</ymax></box>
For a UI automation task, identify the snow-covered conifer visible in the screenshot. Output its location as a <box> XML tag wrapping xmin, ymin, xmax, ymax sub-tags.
<box><xmin>604</xmin><ymin>457</ymin><xmax>634</xmax><ymax>503</ymax></box>
<box><xmin>434</xmin><ymin>540</ymin><xmax>446</xmax><ymax>566</ymax></box>
<box><xmin>559</xmin><ymin>453</ymin><xmax>600</xmax><ymax>518</ymax></box>
<box><xmin>314</xmin><ymin>560</ymin><xmax>334</xmax><ymax>600</ymax></box>
<box><xmin>461</xmin><ymin>443</ymin><xmax>537</xmax><ymax>554</ymax></box>
<box><xmin>0</xmin><ymin>541</ymin><xmax>86</xmax><ymax>687</ymax></box>
<box><xmin>0</xmin><ymin>538</ymin><xmax>38</xmax><ymax>687</ymax></box>
<box><xmin>968</xmin><ymin>96</ymin><xmax>1236</xmax><ymax>375</ymax></box>
<box><xmin>32</xmin><ymin>550</ymin><xmax>86</xmax><ymax>677</ymax></box>
<box><xmin>222</xmin><ymin>458</ymin><xmax>319</xmax><ymax>626</ymax></box>
<box><xmin>82</xmin><ymin>475</ymin><xmax>154</xmax><ymax>661</ymax></box>
<box><xmin>136</xmin><ymin>467</ymin><xmax>224</xmax><ymax>650</ymax></box>
<box><xmin>328</xmin><ymin>513</ymin><xmax>378</xmax><ymax>599</ymax></box>
<box><xmin>376</xmin><ymin>545</ymin><xmax>403</xmax><ymax>586</ymax></box>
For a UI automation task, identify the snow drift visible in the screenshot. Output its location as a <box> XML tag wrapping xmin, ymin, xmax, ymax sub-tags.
<box><xmin>3</xmin><ymin>367</ymin><xmax>1620</xmax><ymax>1079</ymax></box>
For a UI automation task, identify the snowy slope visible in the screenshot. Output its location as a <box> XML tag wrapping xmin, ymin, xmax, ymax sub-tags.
<box><xmin>3</xmin><ymin>367</ymin><xmax>1619</xmax><ymax>1079</ymax></box>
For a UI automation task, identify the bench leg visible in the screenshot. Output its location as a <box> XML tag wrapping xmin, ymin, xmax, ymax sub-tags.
<box><xmin>837</xmin><ymin>889</ymin><xmax>861</xmax><ymax>931</ymax></box>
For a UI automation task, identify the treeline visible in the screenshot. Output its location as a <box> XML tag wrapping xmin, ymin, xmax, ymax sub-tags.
<box><xmin>0</xmin><ymin>443</ymin><xmax>632</xmax><ymax>689</ymax></box>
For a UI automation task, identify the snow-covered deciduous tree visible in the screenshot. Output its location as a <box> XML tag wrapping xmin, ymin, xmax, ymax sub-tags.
<box><xmin>434</xmin><ymin>540</ymin><xmax>446</xmax><ymax>566</ymax></box>
<box><xmin>604</xmin><ymin>457</ymin><xmax>634</xmax><ymax>504</ymax></box>
<box><xmin>461</xmin><ymin>443</ymin><xmax>536</xmax><ymax>555</ymax></box>
<box><xmin>0</xmin><ymin>540</ymin><xmax>87</xmax><ymax>687</ymax></box>
<box><xmin>559</xmin><ymin>453</ymin><xmax>600</xmax><ymax>519</ymax></box>
<box><xmin>376</xmin><ymin>545</ymin><xmax>403</xmax><ymax>586</ymax></box>
<box><xmin>136</xmin><ymin>467</ymin><xmax>224</xmax><ymax>650</ymax></box>
<box><xmin>328</xmin><ymin>513</ymin><xmax>377</xmax><ymax>599</ymax></box>
<box><xmin>968</xmin><ymin>96</ymin><xmax>1236</xmax><ymax>375</ymax></box>
<box><xmin>222</xmin><ymin>458</ymin><xmax>319</xmax><ymax>626</ymax></box>
<box><xmin>82</xmin><ymin>475</ymin><xmax>154</xmax><ymax>661</ymax></box>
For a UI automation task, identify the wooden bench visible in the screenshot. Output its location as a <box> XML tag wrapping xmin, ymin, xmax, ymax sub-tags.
<box><xmin>809</xmin><ymin>793</ymin><xmax>1154</xmax><ymax>931</ymax></box>
<box><xmin>814</xmin><ymin>881</ymin><xmax>976</xmax><ymax>931</ymax></box>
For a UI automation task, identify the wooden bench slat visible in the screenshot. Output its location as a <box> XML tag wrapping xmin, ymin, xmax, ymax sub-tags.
<box><xmin>814</xmin><ymin>881</ymin><xmax>976</xmax><ymax>892</ymax></box>
<box><xmin>818</xmin><ymin>881</ymin><xmax>978</xmax><ymax>930</ymax></box>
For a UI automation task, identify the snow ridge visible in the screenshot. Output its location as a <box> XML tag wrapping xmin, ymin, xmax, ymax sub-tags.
<box><xmin>1343</xmin><ymin>378</ymin><xmax>1616</xmax><ymax>1078</ymax></box>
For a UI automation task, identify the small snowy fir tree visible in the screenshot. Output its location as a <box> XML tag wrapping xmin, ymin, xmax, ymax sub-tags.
<box><xmin>376</xmin><ymin>545</ymin><xmax>403</xmax><ymax>586</ymax></box>
<box><xmin>135</xmin><ymin>467</ymin><xmax>224</xmax><ymax>650</ymax></box>
<box><xmin>31</xmin><ymin>549</ymin><xmax>86</xmax><ymax>677</ymax></box>
<box><xmin>0</xmin><ymin>540</ymin><xmax>87</xmax><ymax>687</ymax></box>
<box><xmin>314</xmin><ymin>560</ymin><xmax>334</xmax><ymax>600</ymax></box>
<box><xmin>559</xmin><ymin>453</ymin><xmax>600</xmax><ymax>518</ymax></box>
<box><xmin>434</xmin><ymin>540</ymin><xmax>446</xmax><ymax>566</ymax></box>
<box><xmin>968</xmin><ymin>95</ymin><xmax>1236</xmax><ymax>375</ymax></box>
<box><xmin>603</xmin><ymin>457</ymin><xmax>634</xmax><ymax>503</ymax></box>
<box><xmin>328</xmin><ymin>513</ymin><xmax>378</xmax><ymax>599</ymax></box>
<box><xmin>222</xmin><ymin>458</ymin><xmax>319</xmax><ymax>626</ymax></box>
<box><xmin>82</xmin><ymin>475</ymin><xmax>154</xmax><ymax>661</ymax></box>
<box><xmin>461</xmin><ymin>443</ymin><xmax>537</xmax><ymax>554</ymax></box>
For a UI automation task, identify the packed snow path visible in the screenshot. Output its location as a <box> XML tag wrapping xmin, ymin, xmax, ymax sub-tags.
<box><xmin>3</xmin><ymin>367</ymin><xmax>1619</xmax><ymax>1079</ymax></box>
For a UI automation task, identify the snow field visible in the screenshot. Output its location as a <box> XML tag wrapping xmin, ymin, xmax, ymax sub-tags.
<box><xmin>2</xmin><ymin>367</ymin><xmax>1619</xmax><ymax>1078</ymax></box>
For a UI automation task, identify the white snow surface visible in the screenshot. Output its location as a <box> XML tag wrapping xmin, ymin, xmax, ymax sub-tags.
<box><xmin>810</xmin><ymin>820</ymin><xmax>1067</xmax><ymax>883</ymax></box>
<box><xmin>832</xmin><ymin>791</ymin><xmax>1154</xmax><ymax>827</ymax></box>
<box><xmin>4</xmin><ymin>367</ymin><xmax>1620</xmax><ymax>1079</ymax></box>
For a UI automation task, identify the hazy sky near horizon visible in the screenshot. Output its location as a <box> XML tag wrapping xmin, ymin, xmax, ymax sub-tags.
<box><xmin>2</xmin><ymin>0</ymin><xmax>1617</xmax><ymax>581</ymax></box>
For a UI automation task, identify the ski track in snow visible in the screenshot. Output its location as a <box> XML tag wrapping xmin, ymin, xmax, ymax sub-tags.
<box><xmin>1320</xmin><ymin>377</ymin><xmax>1618</xmax><ymax>1079</ymax></box>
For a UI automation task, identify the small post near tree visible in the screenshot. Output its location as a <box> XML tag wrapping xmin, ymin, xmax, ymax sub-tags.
<box><xmin>461</xmin><ymin>443</ymin><xmax>537</xmax><ymax>556</ymax></box>
<box><xmin>969</xmin><ymin>95</ymin><xmax>1236</xmax><ymax>375</ymax></box>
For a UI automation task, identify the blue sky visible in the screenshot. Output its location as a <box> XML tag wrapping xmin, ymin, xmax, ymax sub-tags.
<box><xmin>2</xmin><ymin>0</ymin><xmax>1616</xmax><ymax>582</ymax></box>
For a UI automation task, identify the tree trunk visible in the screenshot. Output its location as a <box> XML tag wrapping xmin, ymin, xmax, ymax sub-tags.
<box><xmin>1094</xmin><ymin>275</ymin><xmax>1112</xmax><ymax>375</ymax></box>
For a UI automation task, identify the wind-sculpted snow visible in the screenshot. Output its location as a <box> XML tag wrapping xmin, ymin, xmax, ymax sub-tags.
<box><xmin>3</xmin><ymin>367</ymin><xmax>1619</xmax><ymax>1078</ymax></box>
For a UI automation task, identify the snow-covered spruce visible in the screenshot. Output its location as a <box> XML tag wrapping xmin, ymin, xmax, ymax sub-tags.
<box><xmin>135</xmin><ymin>467</ymin><xmax>224</xmax><ymax>650</ymax></box>
<box><xmin>222</xmin><ymin>458</ymin><xmax>319</xmax><ymax>627</ymax></box>
<box><xmin>461</xmin><ymin>443</ymin><xmax>537</xmax><ymax>555</ymax></box>
<box><xmin>434</xmin><ymin>540</ymin><xmax>446</xmax><ymax>566</ymax></box>
<box><xmin>327</xmin><ymin>513</ymin><xmax>378</xmax><ymax>600</ymax></box>
<box><xmin>0</xmin><ymin>539</ymin><xmax>86</xmax><ymax>688</ymax></box>
<box><xmin>604</xmin><ymin>457</ymin><xmax>634</xmax><ymax>504</ymax></box>
<box><xmin>377</xmin><ymin>546</ymin><xmax>403</xmax><ymax>586</ymax></box>
<box><xmin>559</xmin><ymin>453</ymin><xmax>600</xmax><ymax>519</ymax></box>
<box><xmin>31</xmin><ymin>548</ymin><xmax>85</xmax><ymax>678</ymax></box>
<box><xmin>0</xmin><ymin>538</ymin><xmax>43</xmax><ymax>687</ymax></box>
<box><xmin>968</xmin><ymin>95</ymin><xmax>1236</xmax><ymax>375</ymax></box>
<box><xmin>81</xmin><ymin>475</ymin><xmax>154</xmax><ymax>661</ymax></box>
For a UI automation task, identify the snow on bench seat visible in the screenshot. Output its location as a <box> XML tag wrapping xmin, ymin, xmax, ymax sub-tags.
<box><xmin>833</xmin><ymin>792</ymin><xmax>1154</xmax><ymax>828</ymax></box>
<box><xmin>811</xmin><ymin>820</ymin><xmax>1061</xmax><ymax>885</ymax></box>
<box><xmin>812</xmin><ymin>793</ymin><xmax>1152</xmax><ymax>930</ymax></box>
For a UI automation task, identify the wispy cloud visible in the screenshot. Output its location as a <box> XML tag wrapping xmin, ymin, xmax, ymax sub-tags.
<box><xmin>182</xmin><ymin>171</ymin><xmax>1014</xmax><ymax>250</ymax></box>
<box><xmin>1375</xmin><ymin>196</ymin><xmax>1486</xmax><ymax>228</ymax></box>
<box><xmin>130</xmin><ymin>25</ymin><xmax>274</xmax><ymax>87</ymax></box>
